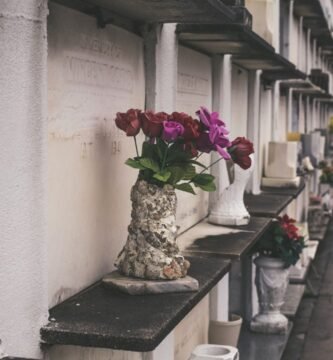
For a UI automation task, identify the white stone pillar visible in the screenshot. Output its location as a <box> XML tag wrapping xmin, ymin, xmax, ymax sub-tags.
<box><xmin>155</xmin><ymin>24</ymin><xmax>178</xmax><ymax>112</ymax></box>
<box><xmin>272</xmin><ymin>81</ymin><xmax>280</xmax><ymax>141</ymax></box>
<box><xmin>209</xmin><ymin>55</ymin><xmax>232</xmax><ymax>210</ymax></box>
<box><xmin>0</xmin><ymin>0</ymin><xmax>48</xmax><ymax>358</ymax></box>
<box><xmin>247</xmin><ymin>70</ymin><xmax>262</xmax><ymax>195</ymax></box>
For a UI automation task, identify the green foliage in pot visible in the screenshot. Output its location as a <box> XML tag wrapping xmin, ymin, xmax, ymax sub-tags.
<box><xmin>254</xmin><ymin>215</ymin><xmax>306</xmax><ymax>267</ymax></box>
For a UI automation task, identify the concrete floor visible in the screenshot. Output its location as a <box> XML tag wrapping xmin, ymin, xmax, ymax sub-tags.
<box><xmin>282</xmin><ymin>221</ymin><xmax>333</xmax><ymax>360</ymax></box>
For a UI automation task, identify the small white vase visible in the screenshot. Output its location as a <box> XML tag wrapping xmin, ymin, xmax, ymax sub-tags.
<box><xmin>251</xmin><ymin>256</ymin><xmax>290</xmax><ymax>334</ymax></box>
<box><xmin>209</xmin><ymin>155</ymin><xmax>254</xmax><ymax>226</ymax></box>
<box><xmin>190</xmin><ymin>344</ymin><xmax>239</xmax><ymax>360</ymax></box>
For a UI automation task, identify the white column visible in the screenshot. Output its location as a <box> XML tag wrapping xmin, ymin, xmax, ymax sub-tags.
<box><xmin>143</xmin><ymin>333</ymin><xmax>175</xmax><ymax>360</ymax></box>
<box><xmin>209</xmin><ymin>55</ymin><xmax>232</xmax><ymax>209</ymax></box>
<box><xmin>247</xmin><ymin>70</ymin><xmax>262</xmax><ymax>195</ymax></box>
<box><xmin>0</xmin><ymin>0</ymin><xmax>48</xmax><ymax>358</ymax></box>
<box><xmin>208</xmin><ymin>55</ymin><xmax>231</xmax><ymax>322</ymax></box>
<box><xmin>155</xmin><ymin>24</ymin><xmax>178</xmax><ymax>112</ymax></box>
<box><xmin>210</xmin><ymin>275</ymin><xmax>229</xmax><ymax>322</ymax></box>
<box><xmin>287</xmin><ymin>88</ymin><xmax>293</xmax><ymax>133</ymax></box>
<box><xmin>272</xmin><ymin>81</ymin><xmax>281</xmax><ymax>141</ymax></box>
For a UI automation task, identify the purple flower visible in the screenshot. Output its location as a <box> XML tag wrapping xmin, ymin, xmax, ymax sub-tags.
<box><xmin>197</xmin><ymin>123</ymin><xmax>231</xmax><ymax>160</ymax></box>
<box><xmin>196</xmin><ymin>106</ymin><xmax>229</xmax><ymax>135</ymax></box>
<box><xmin>162</xmin><ymin>121</ymin><xmax>184</xmax><ymax>142</ymax></box>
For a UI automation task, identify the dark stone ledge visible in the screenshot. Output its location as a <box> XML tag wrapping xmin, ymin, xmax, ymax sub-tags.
<box><xmin>41</xmin><ymin>256</ymin><xmax>230</xmax><ymax>352</ymax></box>
<box><xmin>261</xmin><ymin>177</ymin><xmax>306</xmax><ymax>199</ymax></box>
<box><xmin>244</xmin><ymin>193</ymin><xmax>294</xmax><ymax>218</ymax></box>
<box><xmin>181</xmin><ymin>217</ymin><xmax>272</xmax><ymax>260</ymax></box>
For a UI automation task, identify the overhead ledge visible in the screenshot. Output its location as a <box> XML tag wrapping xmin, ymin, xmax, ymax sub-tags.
<box><xmin>177</xmin><ymin>24</ymin><xmax>301</xmax><ymax>76</ymax></box>
<box><xmin>51</xmin><ymin>0</ymin><xmax>249</xmax><ymax>28</ymax></box>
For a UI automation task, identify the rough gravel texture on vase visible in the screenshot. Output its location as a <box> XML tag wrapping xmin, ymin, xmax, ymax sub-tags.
<box><xmin>116</xmin><ymin>180</ymin><xmax>190</xmax><ymax>280</ymax></box>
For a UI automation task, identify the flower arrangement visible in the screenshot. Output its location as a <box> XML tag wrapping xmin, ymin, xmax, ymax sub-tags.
<box><xmin>255</xmin><ymin>215</ymin><xmax>306</xmax><ymax>267</ymax></box>
<box><xmin>320</xmin><ymin>165</ymin><xmax>333</xmax><ymax>185</ymax></box>
<box><xmin>115</xmin><ymin>106</ymin><xmax>254</xmax><ymax>194</ymax></box>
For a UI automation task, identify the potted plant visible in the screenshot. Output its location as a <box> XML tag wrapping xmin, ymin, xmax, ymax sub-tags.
<box><xmin>251</xmin><ymin>215</ymin><xmax>306</xmax><ymax>334</ymax></box>
<box><xmin>114</xmin><ymin>107</ymin><xmax>254</xmax><ymax>282</ymax></box>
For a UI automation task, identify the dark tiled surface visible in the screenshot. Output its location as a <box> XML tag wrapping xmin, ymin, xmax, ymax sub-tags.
<box><xmin>244</xmin><ymin>193</ymin><xmax>293</xmax><ymax>217</ymax></box>
<box><xmin>261</xmin><ymin>177</ymin><xmax>306</xmax><ymax>199</ymax></box>
<box><xmin>41</xmin><ymin>257</ymin><xmax>230</xmax><ymax>352</ymax></box>
<box><xmin>238</xmin><ymin>323</ymin><xmax>293</xmax><ymax>360</ymax></box>
<box><xmin>282</xmin><ymin>284</ymin><xmax>305</xmax><ymax>318</ymax></box>
<box><xmin>183</xmin><ymin>217</ymin><xmax>272</xmax><ymax>259</ymax></box>
<box><xmin>309</xmin><ymin>216</ymin><xmax>330</xmax><ymax>241</ymax></box>
<box><xmin>282</xmin><ymin>221</ymin><xmax>333</xmax><ymax>360</ymax></box>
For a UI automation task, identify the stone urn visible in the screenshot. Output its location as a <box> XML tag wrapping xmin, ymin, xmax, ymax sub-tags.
<box><xmin>115</xmin><ymin>180</ymin><xmax>190</xmax><ymax>280</ymax></box>
<box><xmin>251</xmin><ymin>256</ymin><xmax>290</xmax><ymax>334</ymax></box>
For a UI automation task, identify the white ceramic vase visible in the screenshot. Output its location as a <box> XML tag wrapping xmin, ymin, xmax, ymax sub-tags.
<box><xmin>209</xmin><ymin>155</ymin><xmax>254</xmax><ymax>226</ymax></box>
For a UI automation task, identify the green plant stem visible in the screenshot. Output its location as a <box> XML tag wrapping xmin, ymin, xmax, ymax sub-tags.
<box><xmin>134</xmin><ymin>136</ymin><xmax>139</xmax><ymax>157</ymax></box>
<box><xmin>161</xmin><ymin>144</ymin><xmax>169</xmax><ymax>171</ymax></box>
<box><xmin>187</xmin><ymin>156</ymin><xmax>224</xmax><ymax>184</ymax></box>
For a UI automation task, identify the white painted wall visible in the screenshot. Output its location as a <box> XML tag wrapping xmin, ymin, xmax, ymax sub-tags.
<box><xmin>0</xmin><ymin>0</ymin><xmax>49</xmax><ymax>358</ymax></box>
<box><xmin>176</xmin><ymin>46</ymin><xmax>212</xmax><ymax>233</ymax></box>
<box><xmin>231</xmin><ymin>65</ymin><xmax>249</xmax><ymax>139</ymax></box>
<box><xmin>48</xmin><ymin>3</ymin><xmax>145</xmax><ymax>307</ymax></box>
<box><xmin>245</xmin><ymin>0</ymin><xmax>280</xmax><ymax>50</ymax></box>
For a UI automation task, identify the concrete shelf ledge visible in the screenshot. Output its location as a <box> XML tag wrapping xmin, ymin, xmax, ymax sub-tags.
<box><xmin>309</xmin><ymin>216</ymin><xmax>331</xmax><ymax>241</ymax></box>
<box><xmin>261</xmin><ymin>177</ymin><xmax>306</xmax><ymax>199</ymax></box>
<box><xmin>244</xmin><ymin>193</ymin><xmax>294</xmax><ymax>218</ymax></box>
<box><xmin>51</xmin><ymin>0</ymin><xmax>242</xmax><ymax>29</ymax></box>
<box><xmin>41</xmin><ymin>256</ymin><xmax>230</xmax><ymax>352</ymax></box>
<box><xmin>179</xmin><ymin>217</ymin><xmax>272</xmax><ymax>260</ymax></box>
<box><xmin>282</xmin><ymin>284</ymin><xmax>306</xmax><ymax>318</ymax></box>
<box><xmin>238</xmin><ymin>323</ymin><xmax>293</xmax><ymax>360</ymax></box>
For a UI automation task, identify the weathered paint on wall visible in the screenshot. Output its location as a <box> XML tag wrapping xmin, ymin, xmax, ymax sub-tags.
<box><xmin>176</xmin><ymin>46</ymin><xmax>212</xmax><ymax>233</ymax></box>
<box><xmin>47</xmin><ymin>3</ymin><xmax>145</xmax><ymax>307</ymax></box>
<box><xmin>0</xmin><ymin>0</ymin><xmax>48</xmax><ymax>358</ymax></box>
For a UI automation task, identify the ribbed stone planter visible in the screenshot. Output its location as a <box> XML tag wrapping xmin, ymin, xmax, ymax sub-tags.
<box><xmin>115</xmin><ymin>180</ymin><xmax>190</xmax><ymax>280</ymax></box>
<box><xmin>251</xmin><ymin>256</ymin><xmax>290</xmax><ymax>334</ymax></box>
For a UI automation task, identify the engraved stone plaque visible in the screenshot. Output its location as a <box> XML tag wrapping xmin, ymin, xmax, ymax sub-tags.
<box><xmin>48</xmin><ymin>3</ymin><xmax>145</xmax><ymax>307</ymax></box>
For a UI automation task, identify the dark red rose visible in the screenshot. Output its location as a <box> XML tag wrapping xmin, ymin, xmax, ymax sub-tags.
<box><xmin>170</xmin><ymin>112</ymin><xmax>201</xmax><ymax>141</ymax></box>
<box><xmin>184</xmin><ymin>141</ymin><xmax>199</xmax><ymax>158</ymax></box>
<box><xmin>115</xmin><ymin>109</ymin><xmax>141</xmax><ymax>136</ymax></box>
<box><xmin>228</xmin><ymin>137</ymin><xmax>254</xmax><ymax>170</ymax></box>
<box><xmin>140</xmin><ymin>111</ymin><xmax>168</xmax><ymax>138</ymax></box>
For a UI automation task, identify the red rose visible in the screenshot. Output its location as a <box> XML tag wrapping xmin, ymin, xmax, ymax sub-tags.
<box><xmin>184</xmin><ymin>141</ymin><xmax>199</xmax><ymax>158</ymax></box>
<box><xmin>140</xmin><ymin>111</ymin><xmax>168</xmax><ymax>138</ymax></box>
<box><xmin>170</xmin><ymin>112</ymin><xmax>201</xmax><ymax>141</ymax></box>
<box><xmin>115</xmin><ymin>109</ymin><xmax>141</xmax><ymax>136</ymax></box>
<box><xmin>228</xmin><ymin>137</ymin><xmax>254</xmax><ymax>170</ymax></box>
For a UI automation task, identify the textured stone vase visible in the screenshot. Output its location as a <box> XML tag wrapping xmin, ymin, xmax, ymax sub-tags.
<box><xmin>208</xmin><ymin>154</ymin><xmax>254</xmax><ymax>226</ymax></box>
<box><xmin>115</xmin><ymin>180</ymin><xmax>190</xmax><ymax>280</ymax></box>
<box><xmin>251</xmin><ymin>256</ymin><xmax>290</xmax><ymax>334</ymax></box>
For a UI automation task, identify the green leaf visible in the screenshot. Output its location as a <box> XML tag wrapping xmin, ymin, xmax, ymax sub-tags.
<box><xmin>195</xmin><ymin>181</ymin><xmax>217</xmax><ymax>192</ymax></box>
<box><xmin>139</xmin><ymin>158</ymin><xmax>160</xmax><ymax>173</ymax></box>
<box><xmin>192</xmin><ymin>173</ymin><xmax>215</xmax><ymax>186</ymax></box>
<box><xmin>141</xmin><ymin>142</ymin><xmax>155</xmax><ymax>159</ymax></box>
<box><xmin>175</xmin><ymin>183</ymin><xmax>196</xmax><ymax>194</ymax></box>
<box><xmin>156</xmin><ymin>139</ymin><xmax>168</xmax><ymax>161</ymax></box>
<box><xmin>153</xmin><ymin>170</ymin><xmax>171</xmax><ymax>182</ymax></box>
<box><xmin>167</xmin><ymin>166</ymin><xmax>186</xmax><ymax>185</ymax></box>
<box><xmin>125</xmin><ymin>158</ymin><xmax>146</xmax><ymax>170</ymax></box>
<box><xmin>183</xmin><ymin>164</ymin><xmax>196</xmax><ymax>180</ymax></box>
